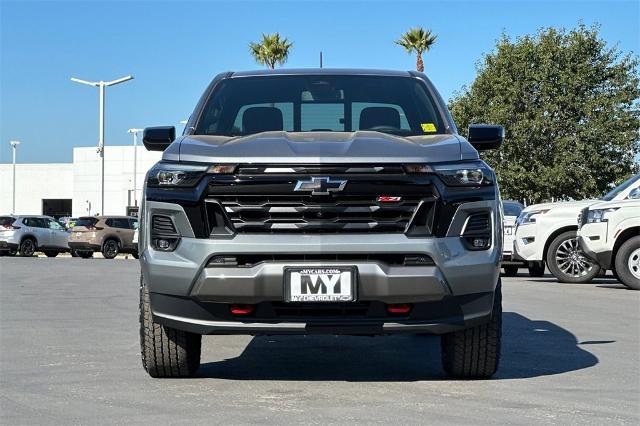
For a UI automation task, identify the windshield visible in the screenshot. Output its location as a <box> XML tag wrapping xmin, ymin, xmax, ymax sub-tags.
<box><xmin>195</xmin><ymin>75</ymin><xmax>446</xmax><ymax>137</ymax></box>
<box><xmin>601</xmin><ymin>174</ymin><xmax>640</xmax><ymax>201</ymax></box>
<box><xmin>503</xmin><ymin>202</ymin><xmax>524</xmax><ymax>217</ymax></box>
<box><xmin>75</xmin><ymin>217</ymin><xmax>98</xmax><ymax>227</ymax></box>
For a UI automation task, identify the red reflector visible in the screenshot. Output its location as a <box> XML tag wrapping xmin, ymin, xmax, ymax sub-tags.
<box><xmin>377</xmin><ymin>196</ymin><xmax>402</xmax><ymax>203</ymax></box>
<box><xmin>230</xmin><ymin>304</ymin><xmax>255</xmax><ymax>315</ymax></box>
<box><xmin>386</xmin><ymin>304</ymin><xmax>412</xmax><ymax>314</ymax></box>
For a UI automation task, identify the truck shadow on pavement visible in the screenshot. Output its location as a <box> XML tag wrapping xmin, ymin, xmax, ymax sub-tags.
<box><xmin>198</xmin><ymin>312</ymin><xmax>599</xmax><ymax>381</ymax></box>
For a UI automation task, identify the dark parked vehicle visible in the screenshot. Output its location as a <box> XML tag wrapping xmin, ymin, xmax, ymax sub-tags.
<box><xmin>139</xmin><ymin>69</ymin><xmax>505</xmax><ymax>379</ymax></box>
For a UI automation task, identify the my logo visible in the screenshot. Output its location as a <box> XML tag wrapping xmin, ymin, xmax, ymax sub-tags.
<box><xmin>300</xmin><ymin>274</ymin><xmax>342</xmax><ymax>294</ymax></box>
<box><xmin>294</xmin><ymin>177</ymin><xmax>347</xmax><ymax>195</ymax></box>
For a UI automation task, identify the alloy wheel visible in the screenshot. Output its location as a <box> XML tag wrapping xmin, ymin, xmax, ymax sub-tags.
<box><xmin>555</xmin><ymin>237</ymin><xmax>595</xmax><ymax>278</ymax></box>
<box><xmin>628</xmin><ymin>248</ymin><xmax>640</xmax><ymax>280</ymax></box>
<box><xmin>104</xmin><ymin>241</ymin><xmax>118</xmax><ymax>258</ymax></box>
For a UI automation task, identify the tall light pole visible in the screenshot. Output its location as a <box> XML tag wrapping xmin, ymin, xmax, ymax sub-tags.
<box><xmin>71</xmin><ymin>75</ymin><xmax>134</xmax><ymax>215</ymax></box>
<box><xmin>9</xmin><ymin>140</ymin><xmax>20</xmax><ymax>214</ymax></box>
<box><xmin>127</xmin><ymin>128</ymin><xmax>144</xmax><ymax>207</ymax></box>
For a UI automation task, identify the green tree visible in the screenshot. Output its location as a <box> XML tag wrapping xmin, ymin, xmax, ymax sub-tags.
<box><xmin>395</xmin><ymin>27</ymin><xmax>437</xmax><ymax>72</ymax></box>
<box><xmin>450</xmin><ymin>25</ymin><xmax>640</xmax><ymax>203</ymax></box>
<box><xmin>249</xmin><ymin>33</ymin><xmax>293</xmax><ymax>69</ymax></box>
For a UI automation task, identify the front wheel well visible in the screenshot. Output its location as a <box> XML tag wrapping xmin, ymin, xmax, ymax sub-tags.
<box><xmin>20</xmin><ymin>235</ymin><xmax>38</xmax><ymax>247</ymax></box>
<box><xmin>542</xmin><ymin>226</ymin><xmax>578</xmax><ymax>260</ymax></box>
<box><xmin>612</xmin><ymin>227</ymin><xmax>640</xmax><ymax>267</ymax></box>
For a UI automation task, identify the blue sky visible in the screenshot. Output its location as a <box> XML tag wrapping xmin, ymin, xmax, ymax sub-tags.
<box><xmin>1</xmin><ymin>0</ymin><xmax>638</xmax><ymax>163</ymax></box>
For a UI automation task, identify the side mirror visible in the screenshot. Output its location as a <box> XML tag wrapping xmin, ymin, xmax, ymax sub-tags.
<box><xmin>468</xmin><ymin>124</ymin><xmax>504</xmax><ymax>151</ymax></box>
<box><xmin>628</xmin><ymin>187</ymin><xmax>640</xmax><ymax>200</ymax></box>
<box><xmin>143</xmin><ymin>126</ymin><xmax>175</xmax><ymax>151</ymax></box>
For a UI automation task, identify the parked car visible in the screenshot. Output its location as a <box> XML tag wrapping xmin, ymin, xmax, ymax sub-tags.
<box><xmin>578</xmin><ymin>194</ymin><xmax>640</xmax><ymax>289</ymax></box>
<box><xmin>514</xmin><ymin>174</ymin><xmax>640</xmax><ymax>283</ymax></box>
<box><xmin>68</xmin><ymin>216</ymin><xmax>139</xmax><ymax>259</ymax></box>
<box><xmin>138</xmin><ymin>69</ymin><xmax>505</xmax><ymax>379</ymax></box>
<box><xmin>0</xmin><ymin>215</ymin><xmax>70</xmax><ymax>257</ymax></box>
<box><xmin>501</xmin><ymin>200</ymin><xmax>544</xmax><ymax>277</ymax></box>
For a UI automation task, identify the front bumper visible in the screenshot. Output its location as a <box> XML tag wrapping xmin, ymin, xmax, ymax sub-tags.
<box><xmin>142</xmin><ymin>209</ymin><xmax>501</xmax><ymax>335</ymax></box>
<box><xmin>577</xmin><ymin>235</ymin><xmax>612</xmax><ymax>270</ymax></box>
<box><xmin>514</xmin><ymin>224</ymin><xmax>540</xmax><ymax>261</ymax></box>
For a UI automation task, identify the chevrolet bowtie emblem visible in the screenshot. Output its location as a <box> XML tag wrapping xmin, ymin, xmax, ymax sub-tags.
<box><xmin>294</xmin><ymin>177</ymin><xmax>347</xmax><ymax>195</ymax></box>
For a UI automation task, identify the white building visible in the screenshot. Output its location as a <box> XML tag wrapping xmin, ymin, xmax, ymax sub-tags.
<box><xmin>0</xmin><ymin>146</ymin><xmax>162</xmax><ymax>217</ymax></box>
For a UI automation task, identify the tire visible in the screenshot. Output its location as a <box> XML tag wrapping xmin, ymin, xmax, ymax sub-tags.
<box><xmin>502</xmin><ymin>265</ymin><xmax>518</xmax><ymax>277</ymax></box>
<box><xmin>19</xmin><ymin>238</ymin><xmax>36</xmax><ymax>257</ymax></box>
<box><xmin>132</xmin><ymin>252</ymin><xmax>139</xmax><ymax>259</ymax></box>
<box><xmin>614</xmin><ymin>236</ymin><xmax>640</xmax><ymax>290</ymax></box>
<box><xmin>102</xmin><ymin>239</ymin><xmax>119</xmax><ymax>259</ymax></box>
<box><xmin>441</xmin><ymin>279</ymin><xmax>501</xmax><ymax>379</ymax></box>
<box><xmin>546</xmin><ymin>231</ymin><xmax>600</xmax><ymax>283</ymax></box>
<box><xmin>44</xmin><ymin>251</ymin><xmax>59</xmax><ymax>258</ymax></box>
<box><xmin>71</xmin><ymin>249</ymin><xmax>79</xmax><ymax>258</ymax></box>
<box><xmin>528</xmin><ymin>261</ymin><xmax>545</xmax><ymax>277</ymax></box>
<box><xmin>78</xmin><ymin>251</ymin><xmax>93</xmax><ymax>259</ymax></box>
<box><xmin>140</xmin><ymin>280</ymin><xmax>201</xmax><ymax>377</ymax></box>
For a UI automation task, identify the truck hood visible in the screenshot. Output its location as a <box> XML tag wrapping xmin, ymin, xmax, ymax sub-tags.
<box><xmin>165</xmin><ymin>131</ymin><xmax>477</xmax><ymax>164</ymax></box>
<box><xmin>522</xmin><ymin>199</ymin><xmax>598</xmax><ymax>213</ymax></box>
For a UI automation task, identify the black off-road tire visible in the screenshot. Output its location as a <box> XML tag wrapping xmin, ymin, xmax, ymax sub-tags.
<box><xmin>44</xmin><ymin>251</ymin><xmax>59</xmax><ymax>258</ymax></box>
<box><xmin>546</xmin><ymin>231</ymin><xmax>600</xmax><ymax>283</ymax></box>
<box><xmin>441</xmin><ymin>279</ymin><xmax>502</xmax><ymax>379</ymax></box>
<box><xmin>528</xmin><ymin>261</ymin><xmax>545</xmax><ymax>277</ymax></box>
<box><xmin>502</xmin><ymin>265</ymin><xmax>518</xmax><ymax>277</ymax></box>
<box><xmin>614</xmin><ymin>236</ymin><xmax>640</xmax><ymax>290</ymax></box>
<box><xmin>102</xmin><ymin>239</ymin><xmax>119</xmax><ymax>259</ymax></box>
<box><xmin>19</xmin><ymin>238</ymin><xmax>36</xmax><ymax>257</ymax></box>
<box><xmin>140</xmin><ymin>280</ymin><xmax>201</xmax><ymax>378</ymax></box>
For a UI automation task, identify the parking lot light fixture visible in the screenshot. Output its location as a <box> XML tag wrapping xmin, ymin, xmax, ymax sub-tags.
<box><xmin>71</xmin><ymin>75</ymin><xmax>134</xmax><ymax>215</ymax></box>
<box><xmin>9</xmin><ymin>140</ymin><xmax>21</xmax><ymax>214</ymax></box>
<box><xmin>127</xmin><ymin>128</ymin><xmax>144</xmax><ymax>207</ymax></box>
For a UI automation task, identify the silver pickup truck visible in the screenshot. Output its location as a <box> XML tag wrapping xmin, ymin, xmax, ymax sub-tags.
<box><xmin>139</xmin><ymin>69</ymin><xmax>505</xmax><ymax>379</ymax></box>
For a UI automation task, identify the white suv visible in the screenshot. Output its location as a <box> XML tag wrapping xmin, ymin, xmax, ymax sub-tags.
<box><xmin>514</xmin><ymin>174</ymin><xmax>640</xmax><ymax>283</ymax></box>
<box><xmin>0</xmin><ymin>215</ymin><xmax>71</xmax><ymax>257</ymax></box>
<box><xmin>578</xmin><ymin>194</ymin><xmax>640</xmax><ymax>289</ymax></box>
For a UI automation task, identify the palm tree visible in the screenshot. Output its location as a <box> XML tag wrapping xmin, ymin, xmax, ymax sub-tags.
<box><xmin>249</xmin><ymin>33</ymin><xmax>294</xmax><ymax>69</ymax></box>
<box><xmin>395</xmin><ymin>27</ymin><xmax>437</xmax><ymax>72</ymax></box>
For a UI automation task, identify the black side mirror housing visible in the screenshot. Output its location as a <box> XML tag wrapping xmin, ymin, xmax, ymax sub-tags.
<box><xmin>143</xmin><ymin>126</ymin><xmax>175</xmax><ymax>151</ymax></box>
<box><xmin>467</xmin><ymin>124</ymin><xmax>504</xmax><ymax>151</ymax></box>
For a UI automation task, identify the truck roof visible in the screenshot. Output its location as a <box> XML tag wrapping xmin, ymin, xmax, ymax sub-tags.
<box><xmin>229</xmin><ymin>68</ymin><xmax>416</xmax><ymax>78</ymax></box>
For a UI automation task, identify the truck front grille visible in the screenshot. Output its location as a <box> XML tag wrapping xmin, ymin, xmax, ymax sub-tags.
<box><xmin>214</xmin><ymin>195</ymin><xmax>423</xmax><ymax>233</ymax></box>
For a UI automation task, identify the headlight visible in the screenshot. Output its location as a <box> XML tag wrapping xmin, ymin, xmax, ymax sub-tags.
<box><xmin>147</xmin><ymin>162</ymin><xmax>237</xmax><ymax>187</ymax></box>
<box><xmin>404</xmin><ymin>162</ymin><xmax>494</xmax><ymax>186</ymax></box>
<box><xmin>586</xmin><ymin>208</ymin><xmax>619</xmax><ymax>224</ymax></box>
<box><xmin>516</xmin><ymin>209</ymin><xmax>550</xmax><ymax>225</ymax></box>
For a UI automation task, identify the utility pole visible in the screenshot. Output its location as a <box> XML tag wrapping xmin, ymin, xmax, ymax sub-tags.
<box><xmin>9</xmin><ymin>140</ymin><xmax>20</xmax><ymax>214</ymax></box>
<box><xmin>320</xmin><ymin>51</ymin><xmax>323</xmax><ymax>68</ymax></box>
<box><xmin>71</xmin><ymin>75</ymin><xmax>134</xmax><ymax>215</ymax></box>
<box><xmin>127</xmin><ymin>128</ymin><xmax>144</xmax><ymax>206</ymax></box>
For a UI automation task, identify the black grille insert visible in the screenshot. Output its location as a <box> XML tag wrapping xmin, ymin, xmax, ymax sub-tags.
<box><xmin>213</xmin><ymin>195</ymin><xmax>427</xmax><ymax>234</ymax></box>
<box><xmin>152</xmin><ymin>215</ymin><xmax>177</xmax><ymax>235</ymax></box>
<box><xmin>464</xmin><ymin>213</ymin><xmax>490</xmax><ymax>234</ymax></box>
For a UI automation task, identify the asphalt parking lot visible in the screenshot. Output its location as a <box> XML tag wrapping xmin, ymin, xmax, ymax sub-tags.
<box><xmin>1</xmin><ymin>258</ymin><xmax>638</xmax><ymax>425</ymax></box>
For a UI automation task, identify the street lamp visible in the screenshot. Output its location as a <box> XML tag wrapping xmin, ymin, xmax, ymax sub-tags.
<box><xmin>9</xmin><ymin>140</ymin><xmax>20</xmax><ymax>214</ymax></box>
<box><xmin>71</xmin><ymin>75</ymin><xmax>134</xmax><ymax>215</ymax></box>
<box><xmin>127</xmin><ymin>128</ymin><xmax>144</xmax><ymax>207</ymax></box>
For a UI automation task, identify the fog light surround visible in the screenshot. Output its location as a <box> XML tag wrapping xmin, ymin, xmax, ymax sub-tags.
<box><xmin>152</xmin><ymin>237</ymin><xmax>180</xmax><ymax>252</ymax></box>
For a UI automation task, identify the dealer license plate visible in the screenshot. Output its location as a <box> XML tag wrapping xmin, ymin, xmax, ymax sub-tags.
<box><xmin>285</xmin><ymin>267</ymin><xmax>356</xmax><ymax>302</ymax></box>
